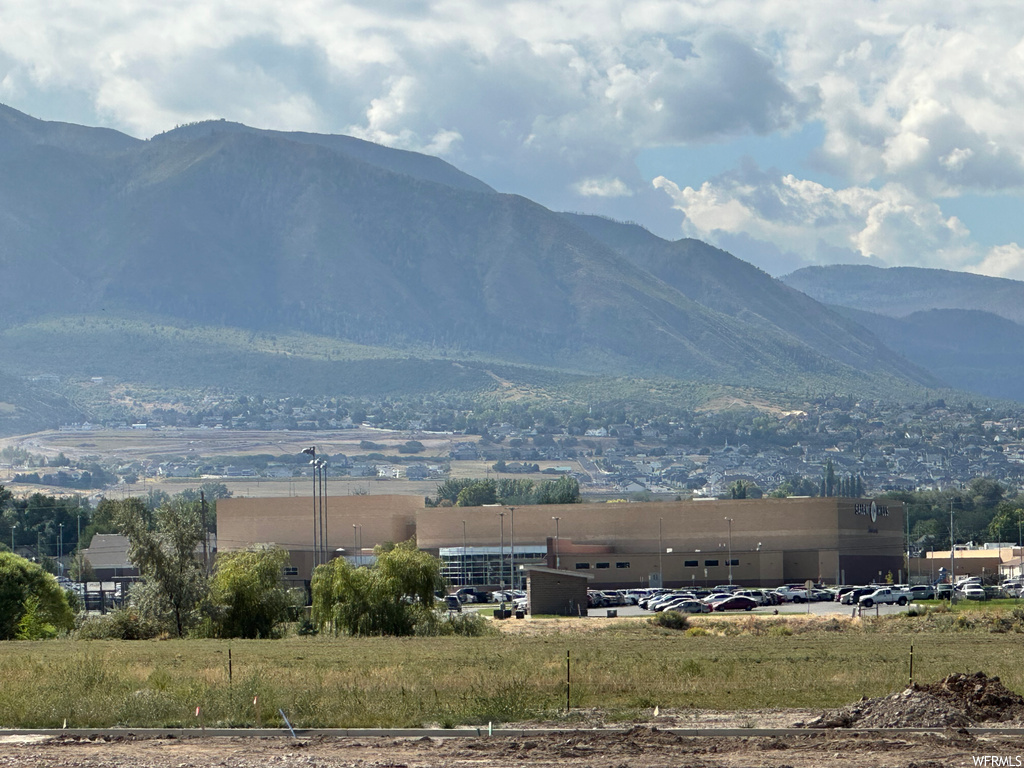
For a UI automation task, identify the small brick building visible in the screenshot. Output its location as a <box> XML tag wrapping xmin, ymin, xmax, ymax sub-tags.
<box><xmin>525</xmin><ymin>566</ymin><xmax>591</xmax><ymax>616</ymax></box>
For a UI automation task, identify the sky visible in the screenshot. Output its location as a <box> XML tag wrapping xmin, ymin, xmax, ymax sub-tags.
<box><xmin>2</xmin><ymin>1</ymin><xmax>1023</xmax><ymax>278</ymax></box>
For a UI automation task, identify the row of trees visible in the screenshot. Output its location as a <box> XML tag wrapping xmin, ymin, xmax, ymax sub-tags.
<box><xmin>427</xmin><ymin>476</ymin><xmax>582</xmax><ymax>507</ymax></box>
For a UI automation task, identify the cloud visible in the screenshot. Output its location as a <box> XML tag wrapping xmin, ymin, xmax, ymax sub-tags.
<box><xmin>573</xmin><ymin>177</ymin><xmax>633</xmax><ymax>198</ymax></box>
<box><xmin>967</xmin><ymin>243</ymin><xmax>1024</xmax><ymax>281</ymax></box>
<box><xmin>653</xmin><ymin>164</ymin><xmax>983</xmax><ymax>273</ymax></box>
<box><xmin>1</xmin><ymin>1</ymin><xmax>1023</xmax><ymax>262</ymax></box>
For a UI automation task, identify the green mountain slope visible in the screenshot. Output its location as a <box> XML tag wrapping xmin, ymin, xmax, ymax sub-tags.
<box><xmin>0</xmin><ymin>104</ymin><xmax>945</xmax><ymax>415</ymax></box>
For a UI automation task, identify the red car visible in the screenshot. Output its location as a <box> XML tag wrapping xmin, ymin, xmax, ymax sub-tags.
<box><xmin>708</xmin><ymin>595</ymin><xmax>758</xmax><ymax>612</ymax></box>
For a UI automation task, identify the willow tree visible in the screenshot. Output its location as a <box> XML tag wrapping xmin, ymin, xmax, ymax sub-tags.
<box><xmin>209</xmin><ymin>545</ymin><xmax>292</xmax><ymax>638</ymax></box>
<box><xmin>311</xmin><ymin>539</ymin><xmax>444</xmax><ymax>636</ymax></box>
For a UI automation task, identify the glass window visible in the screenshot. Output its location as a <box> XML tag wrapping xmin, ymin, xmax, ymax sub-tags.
<box><xmin>616</xmin><ymin>562</ymin><xmax>630</xmax><ymax>569</ymax></box>
<box><xmin>575</xmin><ymin>562</ymin><xmax>590</xmax><ymax>569</ymax></box>
<box><xmin>596</xmin><ymin>562</ymin><xmax>610</xmax><ymax>569</ymax></box>
<box><xmin>704</xmin><ymin>559</ymin><xmax>719</xmax><ymax>567</ymax></box>
<box><xmin>684</xmin><ymin>560</ymin><xmax>698</xmax><ymax>567</ymax></box>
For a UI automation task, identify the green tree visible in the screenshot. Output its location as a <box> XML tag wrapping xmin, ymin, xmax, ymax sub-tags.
<box><xmin>209</xmin><ymin>545</ymin><xmax>292</xmax><ymax>638</ymax></box>
<box><xmin>987</xmin><ymin>502</ymin><xmax>1024</xmax><ymax>544</ymax></box>
<box><xmin>0</xmin><ymin>551</ymin><xmax>74</xmax><ymax>640</ymax></box>
<box><xmin>455</xmin><ymin>480</ymin><xmax>498</xmax><ymax>507</ymax></box>
<box><xmin>115</xmin><ymin>497</ymin><xmax>208</xmax><ymax>638</ymax></box>
<box><xmin>535</xmin><ymin>476</ymin><xmax>582</xmax><ymax>504</ymax></box>
<box><xmin>311</xmin><ymin>539</ymin><xmax>445</xmax><ymax>636</ymax></box>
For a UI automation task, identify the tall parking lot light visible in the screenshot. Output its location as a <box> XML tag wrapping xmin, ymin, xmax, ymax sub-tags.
<box><xmin>302</xmin><ymin>447</ymin><xmax>318</xmax><ymax>569</ymax></box>
<box><xmin>509</xmin><ymin>507</ymin><xmax>516</xmax><ymax>591</ymax></box>
<box><xmin>725</xmin><ymin>517</ymin><xmax>734</xmax><ymax>586</ymax></box>
<box><xmin>552</xmin><ymin>516</ymin><xmax>560</xmax><ymax>569</ymax></box>
<box><xmin>497</xmin><ymin>510</ymin><xmax>506</xmax><ymax>610</ymax></box>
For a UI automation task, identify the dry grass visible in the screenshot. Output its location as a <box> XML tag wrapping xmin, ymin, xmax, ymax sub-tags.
<box><xmin>1</xmin><ymin>612</ymin><xmax>1023</xmax><ymax>729</ymax></box>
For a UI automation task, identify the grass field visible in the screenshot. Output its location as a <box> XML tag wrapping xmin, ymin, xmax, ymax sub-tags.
<box><xmin>2</xmin><ymin>610</ymin><xmax>1024</xmax><ymax>729</ymax></box>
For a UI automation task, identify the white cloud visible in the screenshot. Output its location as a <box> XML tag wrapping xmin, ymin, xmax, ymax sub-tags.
<box><xmin>1</xmin><ymin>1</ymin><xmax>1023</xmax><ymax>264</ymax></box>
<box><xmin>653</xmin><ymin>167</ymin><xmax>982</xmax><ymax>272</ymax></box>
<box><xmin>573</xmin><ymin>177</ymin><xmax>633</xmax><ymax>198</ymax></box>
<box><xmin>967</xmin><ymin>243</ymin><xmax>1024</xmax><ymax>281</ymax></box>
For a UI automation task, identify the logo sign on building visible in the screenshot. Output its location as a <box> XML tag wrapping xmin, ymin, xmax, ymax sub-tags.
<box><xmin>854</xmin><ymin>501</ymin><xmax>890</xmax><ymax>523</ymax></box>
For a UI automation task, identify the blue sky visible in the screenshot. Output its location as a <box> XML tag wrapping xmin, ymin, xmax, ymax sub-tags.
<box><xmin>2</xmin><ymin>1</ymin><xmax>1022</xmax><ymax>278</ymax></box>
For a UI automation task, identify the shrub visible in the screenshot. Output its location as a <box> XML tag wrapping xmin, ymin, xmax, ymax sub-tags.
<box><xmin>76</xmin><ymin>608</ymin><xmax>161</xmax><ymax>640</ymax></box>
<box><xmin>652</xmin><ymin>611</ymin><xmax>690</xmax><ymax>631</ymax></box>
<box><xmin>416</xmin><ymin>611</ymin><xmax>496</xmax><ymax>637</ymax></box>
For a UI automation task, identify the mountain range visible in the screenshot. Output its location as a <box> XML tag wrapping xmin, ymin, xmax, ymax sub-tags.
<box><xmin>1</xmin><ymin>102</ymin><xmax>1022</xmax><ymax>431</ymax></box>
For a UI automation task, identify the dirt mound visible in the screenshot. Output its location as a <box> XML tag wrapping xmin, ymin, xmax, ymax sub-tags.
<box><xmin>804</xmin><ymin>672</ymin><xmax>1024</xmax><ymax>729</ymax></box>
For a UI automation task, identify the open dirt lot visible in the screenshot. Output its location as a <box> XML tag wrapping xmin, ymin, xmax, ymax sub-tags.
<box><xmin>2</xmin><ymin>729</ymin><xmax>1021</xmax><ymax>767</ymax></box>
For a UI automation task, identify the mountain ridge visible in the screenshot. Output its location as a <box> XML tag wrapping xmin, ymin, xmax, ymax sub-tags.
<box><xmin>0</xmin><ymin>103</ymin><xmax>957</xmax><ymax>420</ymax></box>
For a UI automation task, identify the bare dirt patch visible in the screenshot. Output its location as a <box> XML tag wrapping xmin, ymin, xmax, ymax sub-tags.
<box><xmin>0</xmin><ymin>729</ymin><xmax>1016</xmax><ymax>767</ymax></box>
<box><xmin>806</xmin><ymin>671</ymin><xmax>1024</xmax><ymax>729</ymax></box>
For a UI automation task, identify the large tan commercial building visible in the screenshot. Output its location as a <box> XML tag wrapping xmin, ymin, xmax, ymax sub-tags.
<box><xmin>217</xmin><ymin>495</ymin><xmax>904</xmax><ymax>589</ymax></box>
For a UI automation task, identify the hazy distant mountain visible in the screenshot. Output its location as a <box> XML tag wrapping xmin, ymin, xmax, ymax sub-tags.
<box><xmin>831</xmin><ymin>306</ymin><xmax>1024</xmax><ymax>402</ymax></box>
<box><xmin>0</xmin><ymin>104</ymin><xmax>945</xmax><ymax>417</ymax></box>
<box><xmin>782</xmin><ymin>264</ymin><xmax>1024</xmax><ymax>324</ymax></box>
<box><xmin>782</xmin><ymin>264</ymin><xmax>1024</xmax><ymax>402</ymax></box>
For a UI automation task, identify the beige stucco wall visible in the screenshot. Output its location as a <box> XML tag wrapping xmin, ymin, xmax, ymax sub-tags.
<box><xmin>218</xmin><ymin>495</ymin><xmax>903</xmax><ymax>586</ymax></box>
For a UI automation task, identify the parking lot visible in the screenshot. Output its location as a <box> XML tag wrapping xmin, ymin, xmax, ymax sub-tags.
<box><xmin>466</xmin><ymin>599</ymin><xmax>915</xmax><ymax>618</ymax></box>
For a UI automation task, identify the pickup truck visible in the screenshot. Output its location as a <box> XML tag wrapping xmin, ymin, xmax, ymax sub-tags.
<box><xmin>858</xmin><ymin>587</ymin><xmax>910</xmax><ymax>608</ymax></box>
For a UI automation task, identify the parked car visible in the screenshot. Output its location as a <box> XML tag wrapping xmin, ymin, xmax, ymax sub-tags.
<box><xmin>858</xmin><ymin>587</ymin><xmax>910</xmax><ymax>608</ymax></box>
<box><xmin>452</xmin><ymin>587</ymin><xmax>478</xmax><ymax>603</ymax></box>
<box><xmin>909</xmin><ymin>585</ymin><xmax>935</xmax><ymax>600</ymax></box>
<box><xmin>935</xmin><ymin>583</ymin><xmax>953</xmax><ymax>599</ymax></box>
<box><xmin>443</xmin><ymin>595</ymin><xmax>462</xmax><ymax>612</ymax></box>
<box><xmin>840</xmin><ymin>587</ymin><xmax>874</xmax><ymax>605</ymax></box>
<box><xmin>735</xmin><ymin>589</ymin><xmax>769</xmax><ymax>606</ymax></box>
<box><xmin>670</xmin><ymin>600</ymin><xmax>712</xmax><ymax>614</ymax></box>
<box><xmin>960</xmin><ymin>585</ymin><xmax>987</xmax><ymax>601</ymax></box>
<box><xmin>708</xmin><ymin>595</ymin><xmax>758</xmax><ymax>612</ymax></box>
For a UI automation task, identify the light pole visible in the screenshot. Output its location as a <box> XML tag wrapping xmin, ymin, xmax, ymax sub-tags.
<box><xmin>301</xmin><ymin>447</ymin><xmax>318</xmax><ymax>569</ymax></box>
<box><xmin>659</xmin><ymin>517</ymin><xmax>664</xmax><ymax>587</ymax></box>
<box><xmin>1018</xmin><ymin>517</ymin><xmax>1023</xmax><ymax>581</ymax></box>
<box><xmin>319</xmin><ymin>459</ymin><xmax>328</xmax><ymax>565</ymax></box>
<box><xmin>950</xmin><ymin>500</ymin><xmax>956</xmax><ymax>605</ymax></box>
<box><xmin>509</xmin><ymin>507</ymin><xmax>516</xmax><ymax>592</ymax></box>
<box><xmin>462</xmin><ymin>520</ymin><xmax>468</xmax><ymax>587</ymax></box>
<box><xmin>58</xmin><ymin>522</ymin><xmax>64</xmax><ymax>577</ymax></box>
<box><xmin>497</xmin><ymin>511</ymin><xmax>506</xmax><ymax>610</ymax></box>
<box><xmin>10</xmin><ymin>522</ymin><xmax>15</xmax><ymax>552</ymax></box>
<box><xmin>724</xmin><ymin>517</ymin><xmax>734</xmax><ymax>586</ymax></box>
<box><xmin>551</xmin><ymin>516</ymin><xmax>560</xmax><ymax>569</ymax></box>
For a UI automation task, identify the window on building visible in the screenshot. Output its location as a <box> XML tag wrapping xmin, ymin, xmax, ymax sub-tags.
<box><xmin>704</xmin><ymin>559</ymin><xmax>719</xmax><ymax>567</ymax></box>
<box><xmin>596</xmin><ymin>562</ymin><xmax>610</xmax><ymax>569</ymax></box>
<box><xmin>684</xmin><ymin>560</ymin><xmax>698</xmax><ymax>567</ymax></box>
<box><xmin>283</xmin><ymin>566</ymin><xmax>298</xmax><ymax>576</ymax></box>
<box><xmin>729</xmin><ymin>558</ymin><xmax>739</xmax><ymax>566</ymax></box>
<box><xmin>575</xmin><ymin>562</ymin><xmax>590</xmax><ymax>569</ymax></box>
<box><xmin>616</xmin><ymin>562</ymin><xmax>630</xmax><ymax>569</ymax></box>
